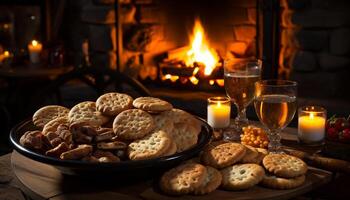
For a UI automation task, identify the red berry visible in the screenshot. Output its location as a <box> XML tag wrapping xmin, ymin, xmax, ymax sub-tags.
<box><xmin>341</xmin><ymin>129</ymin><xmax>350</xmax><ymax>143</ymax></box>
<box><xmin>335</xmin><ymin>118</ymin><xmax>347</xmax><ymax>131</ymax></box>
<box><xmin>327</xmin><ymin>127</ymin><xmax>338</xmax><ymax>141</ymax></box>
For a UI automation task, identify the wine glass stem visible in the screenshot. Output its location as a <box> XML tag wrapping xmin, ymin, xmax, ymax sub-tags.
<box><xmin>268</xmin><ymin>130</ymin><xmax>282</xmax><ymax>153</ymax></box>
<box><xmin>235</xmin><ymin>106</ymin><xmax>248</xmax><ymax>125</ymax></box>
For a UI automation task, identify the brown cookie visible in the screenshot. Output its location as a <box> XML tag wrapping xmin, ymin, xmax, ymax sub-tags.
<box><xmin>42</xmin><ymin>117</ymin><xmax>69</xmax><ymax>136</ymax></box>
<box><xmin>113</xmin><ymin>109</ymin><xmax>155</xmax><ymax>140</ymax></box>
<box><xmin>263</xmin><ymin>154</ymin><xmax>308</xmax><ymax>178</ymax></box>
<box><xmin>221</xmin><ymin>163</ymin><xmax>265</xmax><ymax>190</ymax></box>
<box><xmin>201</xmin><ymin>142</ymin><xmax>246</xmax><ymax>169</ymax></box>
<box><xmin>33</xmin><ymin>105</ymin><xmax>69</xmax><ymax>128</ymax></box>
<box><xmin>261</xmin><ymin>174</ymin><xmax>306</xmax><ymax>189</ymax></box>
<box><xmin>160</xmin><ymin>163</ymin><xmax>207</xmax><ymax>195</ymax></box>
<box><xmin>128</xmin><ymin>130</ymin><xmax>171</xmax><ymax>160</ymax></box>
<box><xmin>68</xmin><ymin>101</ymin><xmax>109</xmax><ymax>126</ymax></box>
<box><xmin>133</xmin><ymin>97</ymin><xmax>173</xmax><ymax>113</ymax></box>
<box><xmin>96</xmin><ymin>92</ymin><xmax>133</xmax><ymax>116</ymax></box>
<box><xmin>193</xmin><ymin>166</ymin><xmax>222</xmax><ymax>195</ymax></box>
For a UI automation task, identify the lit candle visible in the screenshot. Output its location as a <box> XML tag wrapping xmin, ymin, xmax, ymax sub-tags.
<box><xmin>298</xmin><ymin>106</ymin><xmax>326</xmax><ymax>144</ymax></box>
<box><xmin>0</xmin><ymin>50</ymin><xmax>11</xmax><ymax>63</ymax></box>
<box><xmin>207</xmin><ymin>97</ymin><xmax>231</xmax><ymax>128</ymax></box>
<box><xmin>28</xmin><ymin>40</ymin><xmax>43</xmax><ymax>63</ymax></box>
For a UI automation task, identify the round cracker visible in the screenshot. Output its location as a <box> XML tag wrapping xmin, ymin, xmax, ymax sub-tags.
<box><xmin>160</xmin><ymin>163</ymin><xmax>207</xmax><ymax>195</ymax></box>
<box><xmin>193</xmin><ymin>166</ymin><xmax>222</xmax><ymax>195</ymax></box>
<box><xmin>128</xmin><ymin>130</ymin><xmax>171</xmax><ymax>160</ymax></box>
<box><xmin>261</xmin><ymin>174</ymin><xmax>305</xmax><ymax>189</ymax></box>
<box><xmin>113</xmin><ymin>109</ymin><xmax>155</xmax><ymax>140</ymax></box>
<box><xmin>153</xmin><ymin>113</ymin><xmax>174</xmax><ymax>132</ymax></box>
<box><xmin>162</xmin><ymin>141</ymin><xmax>177</xmax><ymax>157</ymax></box>
<box><xmin>170</xmin><ymin>122</ymin><xmax>198</xmax><ymax>153</ymax></box>
<box><xmin>133</xmin><ymin>97</ymin><xmax>173</xmax><ymax>113</ymax></box>
<box><xmin>263</xmin><ymin>154</ymin><xmax>308</xmax><ymax>178</ymax></box>
<box><xmin>201</xmin><ymin>142</ymin><xmax>246</xmax><ymax>169</ymax></box>
<box><xmin>221</xmin><ymin>163</ymin><xmax>265</xmax><ymax>190</ymax></box>
<box><xmin>241</xmin><ymin>145</ymin><xmax>259</xmax><ymax>163</ymax></box>
<box><xmin>96</xmin><ymin>92</ymin><xmax>133</xmax><ymax>116</ymax></box>
<box><xmin>33</xmin><ymin>105</ymin><xmax>69</xmax><ymax>128</ymax></box>
<box><xmin>68</xmin><ymin>101</ymin><xmax>109</xmax><ymax>126</ymax></box>
<box><xmin>42</xmin><ymin>117</ymin><xmax>69</xmax><ymax>135</ymax></box>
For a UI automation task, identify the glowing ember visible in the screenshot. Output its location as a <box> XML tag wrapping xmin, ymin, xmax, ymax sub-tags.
<box><xmin>189</xmin><ymin>76</ymin><xmax>199</xmax><ymax>85</ymax></box>
<box><xmin>186</xmin><ymin>19</ymin><xmax>219</xmax><ymax>76</ymax></box>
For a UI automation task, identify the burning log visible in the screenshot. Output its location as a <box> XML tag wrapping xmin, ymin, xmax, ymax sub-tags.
<box><xmin>161</xmin><ymin>66</ymin><xmax>194</xmax><ymax>77</ymax></box>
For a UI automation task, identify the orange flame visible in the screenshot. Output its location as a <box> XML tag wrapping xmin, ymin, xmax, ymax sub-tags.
<box><xmin>186</xmin><ymin>19</ymin><xmax>219</xmax><ymax>76</ymax></box>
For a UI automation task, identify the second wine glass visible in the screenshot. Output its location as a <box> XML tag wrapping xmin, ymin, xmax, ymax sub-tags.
<box><xmin>254</xmin><ymin>80</ymin><xmax>297</xmax><ymax>153</ymax></box>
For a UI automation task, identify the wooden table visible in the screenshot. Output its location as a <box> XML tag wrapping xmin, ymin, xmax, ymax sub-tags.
<box><xmin>0</xmin><ymin>127</ymin><xmax>338</xmax><ymax>200</ymax></box>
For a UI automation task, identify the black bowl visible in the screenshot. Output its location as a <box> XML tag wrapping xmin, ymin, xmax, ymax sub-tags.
<box><xmin>9</xmin><ymin>117</ymin><xmax>212</xmax><ymax>176</ymax></box>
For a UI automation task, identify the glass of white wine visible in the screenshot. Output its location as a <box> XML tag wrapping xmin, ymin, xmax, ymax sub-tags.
<box><xmin>224</xmin><ymin>58</ymin><xmax>262</xmax><ymax>140</ymax></box>
<box><xmin>254</xmin><ymin>80</ymin><xmax>297</xmax><ymax>153</ymax></box>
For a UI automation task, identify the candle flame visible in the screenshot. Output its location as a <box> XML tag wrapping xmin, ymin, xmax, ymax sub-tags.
<box><xmin>32</xmin><ymin>40</ymin><xmax>38</xmax><ymax>46</ymax></box>
<box><xmin>309</xmin><ymin>112</ymin><xmax>315</xmax><ymax>119</ymax></box>
<box><xmin>217</xmin><ymin>101</ymin><xmax>221</xmax><ymax>107</ymax></box>
<box><xmin>4</xmin><ymin>51</ymin><xmax>9</xmax><ymax>57</ymax></box>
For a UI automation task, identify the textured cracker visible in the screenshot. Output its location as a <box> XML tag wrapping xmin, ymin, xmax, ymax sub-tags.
<box><xmin>68</xmin><ymin>101</ymin><xmax>109</xmax><ymax>126</ymax></box>
<box><xmin>263</xmin><ymin>154</ymin><xmax>308</xmax><ymax>178</ymax></box>
<box><xmin>33</xmin><ymin>105</ymin><xmax>69</xmax><ymax>128</ymax></box>
<box><xmin>221</xmin><ymin>163</ymin><xmax>265</xmax><ymax>190</ymax></box>
<box><xmin>201</xmin><ymin>142</ymin><xmax>246</xmax><ymax>169</ymax></box>
<box><xmin>128</xmin><ymin>130</ymin><xmax>171</xmax><ymax>160</ymax></box>
<box><xmin>241</xmin><ymin>145</ymin><xmax>259</xmax><ymax>164</ymax></box>
<box><xmin>170</xmin><ymin>122</ymin><xmax>198</xmax><ymax>152</ymax></box>
<box><xmin>42</xmin><ymin>117</ymin><xmax>69</xmax><ymax>136</ymax></box>
<box><xmin>160</xmin><ymin>163</ymin><xmax>207</xmax><ymax>195</ymax></box>
<box><xmin>133</xmin><ymin>97</ymin><xmax>173</xmax><ymax>113</ymax></box>
<box><xmin>193</xmin><ymin>166</ymin><xmax>222</xmax><ymax>195</ymax></box>
<box><xmin>96</xmin><ymin>92</ymin><xmax>133</xmax><ymax>116</ymax></box>
<box><xmin>261</xmin><ymin>174</ymin><xmax>305</xmax><ymax>189</ymax></box>
<box><xmin>113</xmin><ymin>109</ymin><xmax>155</xmax><ymax>140</ymax></box>
<box><xmin>153</xmin><ymin>113</ymin><xmax>174</xmax><ymax>132</ymax></box>
<box><xmin>162</xmin><ymin>141</ymin><xmax>177</xmax><ymax>157</ymax></box>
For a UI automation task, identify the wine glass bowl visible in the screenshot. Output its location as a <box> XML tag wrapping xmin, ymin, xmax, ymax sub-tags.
<box><xmin>254</xmin><ymin>80</ymin><xmax>297</xmax><ymax>153</ymax></box>
<box><xmin>224</xmin><ymin>58</ymin><xmax>262</xmax><ymax>129</ymax></box>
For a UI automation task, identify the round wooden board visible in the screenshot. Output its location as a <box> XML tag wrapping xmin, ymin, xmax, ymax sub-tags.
<box><xmin>11</xmin><ymin>151</ymin><xmax>332</xmax><ymax>200</ymax></box>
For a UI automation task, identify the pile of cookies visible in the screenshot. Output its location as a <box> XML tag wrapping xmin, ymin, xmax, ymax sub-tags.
<box><xmin>19</xmin><ymin>93</ymin><xmax>202</xmax><ymax>162</ymax></box>
<box><xmin>159</xmin><ymin>141</ymin><xmax>308</xmax><ymax>195</ymax></box>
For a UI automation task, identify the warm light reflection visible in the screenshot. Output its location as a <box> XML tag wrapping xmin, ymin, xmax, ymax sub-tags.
<box><xmin>209</xmin><ymin>80</ymin><xmax>215</xmax><ymax>85</ymax></box>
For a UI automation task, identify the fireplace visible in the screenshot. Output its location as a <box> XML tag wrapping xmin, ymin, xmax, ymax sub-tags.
<box><xmin>115</xmin><ymin>0</ymin><xmax>263</xmax><ymax>90</ymax></box>
<box><xmin>31</xmin><ymin>0</ymin><xmax>350</xmax><ymax>116</ymax></box>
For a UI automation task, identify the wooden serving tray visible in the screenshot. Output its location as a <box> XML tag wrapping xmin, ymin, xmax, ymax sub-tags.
<box><xmin>11</xmin><ymin>151</ymin><xmax>332</xmax><ymax>200</ymax></box>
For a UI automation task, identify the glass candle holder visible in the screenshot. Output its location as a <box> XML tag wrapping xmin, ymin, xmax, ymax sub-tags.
<box><xmin>207</xmin><ymin>97</ymin><xmax>231</xmax><ymax>129</ymax></box>
<box><xmin>298</xmin><ymin>106</ymin><xmax>326</xmax><ymax>145</ymax></box>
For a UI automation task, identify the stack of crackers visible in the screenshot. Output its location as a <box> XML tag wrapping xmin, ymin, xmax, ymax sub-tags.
<box><xmin>159</xmin><ymin>140</ymin><xmax>308</xmax><ymax>195</ymax></box>
<box><xmin>19</xmin><ymin>93</ymin><xmax>201</xmax><ymax>162</ymax></box>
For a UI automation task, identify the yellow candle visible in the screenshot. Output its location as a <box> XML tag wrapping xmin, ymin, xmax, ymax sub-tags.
<box><xmin>298</xmin><ymin>112</ymin><xmax>325</xmax><ymax>143</ymax></box>
<box><xmin>207</xmin><ymin>100</ymin><xmax>231</xmax><ymax>128</ymax></box>
<box><xmin>28</xmin><ymin>40</ymin><xmax>43</xmax><ymax>63</ymax></box>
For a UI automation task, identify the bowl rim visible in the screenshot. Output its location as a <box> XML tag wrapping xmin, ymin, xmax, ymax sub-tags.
<box><xmin>9</xmin><ymin>117</ymin><xmax>212</xmax><ymax>168</ymax></box>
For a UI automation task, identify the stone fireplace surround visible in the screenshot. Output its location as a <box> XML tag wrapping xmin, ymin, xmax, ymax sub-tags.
<box><xmin>62</xmin><ymin>0</ymin><xmax>350</xmax><ymax>119</ymax></box>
